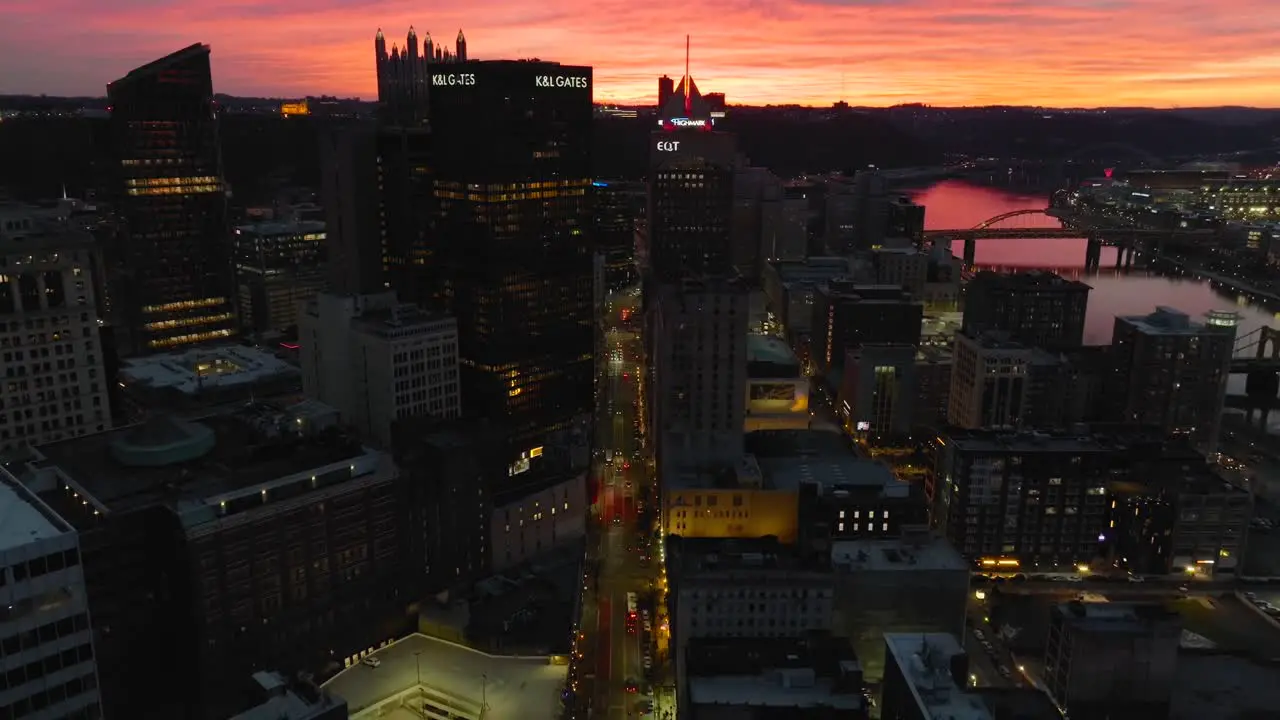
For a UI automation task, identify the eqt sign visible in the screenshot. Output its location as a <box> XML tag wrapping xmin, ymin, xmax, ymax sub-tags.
<box><xmin>656</xmin><ymin>141</ymin><xmax>681</xmax><ymax>152</ymax></box>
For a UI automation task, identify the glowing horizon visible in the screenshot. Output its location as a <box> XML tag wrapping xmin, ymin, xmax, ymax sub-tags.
<box><xmin>1</xmin><ymin>0</ymin><xmax>1278</xmax><ymax>108</ymax></box>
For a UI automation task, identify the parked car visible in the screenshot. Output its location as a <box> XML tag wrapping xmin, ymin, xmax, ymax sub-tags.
<box><xmin>362</xmin><ymin>656</ymin><xmax>381</xmax><ymax>668</ymax></box>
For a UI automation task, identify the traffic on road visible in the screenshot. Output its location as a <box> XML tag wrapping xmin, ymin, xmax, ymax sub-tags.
<box><xmin>574</xmin><ymin>291</ymin><xmax>672</xmax><ymax>720</ymax></box>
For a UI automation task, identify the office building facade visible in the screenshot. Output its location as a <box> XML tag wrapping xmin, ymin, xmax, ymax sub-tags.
<box><xmin>811</xmin><ymin>282</ymin><xmax>923</xmax><ymax>378</ymax></box>
<box><xmin>590</xmin><ymin>180</ymin><xmax>644</xmax><ymax>292</ymax></box>
<box><xmin>233</xmin><ymin>220</ymin><xmax>327</xmax><ymax>337</ymax></box>
<box><xmin>300</xmin><ymin>291</ymin><xmax>461</xmax><ymax>448</ymax></box>
<box><xmin>0</xmin><ymin>469</ymin><xmax>103</xmax><ymax>720</ymax></box>
<box><xmin>882</xmin><ymin>633</ymin><xmax>989</xmax><ymax>720</ymax></box>
<box><xmin>106</xmin><ymin>44</ymin><xmax>237</xmax><ymax>355</ymax></box>
<box><xmin>651</xmin><ymin>278</ymin><xmax>748</xmax><ymax>475</ymax></box>
<box><xmin>647</xmin><ymin>130</ymin><xmax>738</xmax><ymax>283</ymax></box>
<box><xmin>1109</xmin><ymin>307</ymin><xmax>1236</xmax><ymax>454</ymax></box>
<box><xmin>932</xmin><ymin>430</ymin><xmax>1112</xmax><ymax>570</ymax></box>
<box><xmin>391</xmin><ymin>419</ymin><xmax>497</xmax><ymax>592</ymax></box>
<box><xmin>833</xmin><ymin>535</ymin><xmax>969</xmax><ymax>683</ymax></box>
<box><xmin>838</xmin><ymin>344</ymin><xmax>918</xmax><ymax>437</ymax></box>
<box><xmin>0</xmin><ymin>205</ymin><xmax>113</xmax><ymax>452</ymax></box>
<box><xmin>1043</xmin><ymin>602</ymin><xmax>1180</xmax><ymax>720</ymax></box>
<box><xmin>947</xmin><ymin>333</ymin><xmax>1035</xmax><ymax>430</ymax></box>
<box><xmin>26</xmin><ymin>405</ymin><xmax>413</xmax><ymax>719</ymax></box>
<box><xmin>961</xmin><ymin>271</ymin><xmax>1090</xmax><ymax>350</ymax></box>
<box><xmin>428</xmin><ymin>60</ymin><xmax>595</xmax><ymax>467</ymax></box>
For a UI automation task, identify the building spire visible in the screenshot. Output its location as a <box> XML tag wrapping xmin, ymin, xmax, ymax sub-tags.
<box><xmin>685</xmin><ymin>35</ymin><xmax>692</xmax><ymax>115</ymax></box>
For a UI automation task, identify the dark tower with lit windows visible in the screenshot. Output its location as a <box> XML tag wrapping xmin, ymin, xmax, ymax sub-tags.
<box><xmin>106</xmin><ymin>43</ymin><xmax>237</xmax><ymax>356</ymax></box>
<box><xmin>428</xmin><ymin>60</ymin><xmax>595</xmax><ymax>470</ymax></box>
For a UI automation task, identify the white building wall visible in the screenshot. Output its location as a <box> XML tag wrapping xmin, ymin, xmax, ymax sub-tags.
<box><xmin>0</xmin><ymin>481</ymin><xmax>102</xmax><ymax>719</ymax></box>
<box><xmin>489</xmin><ymin>472</ymin><xmax>588</xmax><ymax>571</ymax></box>
<box><xmin>0</xmin><ymin>211</ymin><xmax>112</xmax><ymax>452</ymax></box>
<box><xmin>301</xmin><ymin>292</ymin><xmax>460</xmax><ymax>447</ymax></box>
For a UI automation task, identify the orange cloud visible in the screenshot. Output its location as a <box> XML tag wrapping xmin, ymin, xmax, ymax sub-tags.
<box><xmin>1</xmin><ymin>0</ymin><xmax>1277</xmax><ymax>106</ymax></box>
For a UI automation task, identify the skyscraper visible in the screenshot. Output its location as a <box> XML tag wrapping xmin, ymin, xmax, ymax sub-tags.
<box><xmin>1109</xmin><ymin>307</ymin><xmax>1237</xmax><ymax>454</ymax></box>
<box><xmin>428</xmin><ymin>59</ymin><xmax>595</xmax><ymax>468</ymax></box>
<box><xmin>962</xmin><ymin>270</ymin><xmax>1090</xmax><ymax>350</ymax></box>
<box><xmin>648</xmin><ymin>131</ymin><xmax>737</xmax><ymax>282</ymax></box>
<box><xmin>374</xmin><ymin>26</ymin><xmax>468</xmax><ymax>126</ymax></box>
<box><xmin>647</xmin><ymin>48</ymin><xmax>735</xmax><ymax>283</ymax></box>
<box><xmin>106</xmin><ymin>44</ymin><xmax>237</xmax><ymax>355</ymax></box>
<box><xmin>591</xmin><ymin>179</ymin><xmax>645</xmax><ymax>292</ymax></box>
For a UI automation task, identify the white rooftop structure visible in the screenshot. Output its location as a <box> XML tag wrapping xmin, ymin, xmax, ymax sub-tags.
<box><xmin>0</xmin><ymin>470</ymin><xmax>64</xmax><ymax>550</ymax></box>
<box><xmin>688</xmin><ymin>666</ymin><xmax>864</xmax><ymax>711</ymax></box>
<box><xmin>325</xmin><ymin>633</ymin><xmax>566</xmax><ymax>720</ymax></box>
<box><xmin>831</xmin><ymin>534</ymin><xmax>968</xmax><ymax>573</ymax></box>
<box><xmin>230</xmin><ymin>672</ymin><xmax>345</xmax><ymax>720</ymax></box>
<box><xmin>884</xmin><ymin>633</ymin><xmax>993</xmax><ymax>720</ymax></box>
<box><xmin>1118</xmin><ymin>306</ymin><xmax>1238</xmax><ymax>335</ymax></box>
<box><xmin>120</xmin><ymin>345</ymin><xmax>297</xmax><ymax>395</ymax></box>
<box><xmin>759</xmin><ymin>454</ymin><xmax>904</xmax><ymax>493</ymax></box>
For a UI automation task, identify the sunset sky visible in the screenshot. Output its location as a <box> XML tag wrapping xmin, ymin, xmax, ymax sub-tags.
<box><xmin>2</xmin><ymin>0</ymin><xmax>1278</xmax><ymax>107</ymax></box>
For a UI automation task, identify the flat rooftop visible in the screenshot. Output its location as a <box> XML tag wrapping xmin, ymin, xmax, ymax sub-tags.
<box><xmin>0</xmin><ymin>470</ymin><xmax>66</xmax><ymax>551</ymax></box>
<box><xmin>745</xmin><ymin>429</ymin><xmax>852</xmax><ymax>459</ymax></box>
<box><xmin>831</xmin><ymin>535</ymin><xmax>968</xmax><ymax>573</ymax></box>
<box><xmin>884</xmin><ymin>633</ymin><xmax>993</xmax><ymax>720</ymax></box>
<box><xmin>959</xmin><ymin>331</ymin><xmax>1031</xmax><ymax>352</ymax></box>
<box><xmin>1052</xmin><ymin>601</ymin><xmax>1179</xmax><ymax>633</ymax></box>
<box><xmin>0</xmin><ymin>202</ymin><xmax>96</xmax><ymax>250</ymax></box>
<box><xmin>350</xmin><ymin>305</ymin><xmax>456</xmax><ymax>340</ymax></box>
<box><xmin>1119</xmin><ymin>306</ymin><xmax>1237</xmax><ymax>336</ymax></box>
<box><xmin>667</xmin><ymin>536</ymin><xmax>831</xmax><ymax>576</ymax></box>
<box><xmin>231</xmin><ymin>672</ymin><xmax>345</xmax><ymax>720</ymax></box>
<box><xmin>771</xmin><ymin>257</ymin><xmax>851</xmax><ymax>285</ymax></box>
<box><xmin>1172</xmin><ymin>652</ymin><xmax>1280</xmax><ymax>720</ymax></box>
<box><xmin>969</xmin><ymin>269</ymin><xmax>1090</xmax><ymax>291</ymax></box>
<box><xmin>688</xmin><ymin>674</ymin><xmax>865</xmax><ymax>711</ymax></box>
<box><xmin>685</xmin><ymin>637</ymin><xmax>864</xmax><ymax>712</ymax></box>
<box><xmin>325</xmin><ymin>634</ymin><xmax>566</xmax><ymax>720</ymax></box>
<box><xmin>942</xmin><ymin>429</ymin><xmax>1122</xmax><ymax>454</ymax></box>
<box><xmin>120</xmin><ymin>345</ymin><xmax>298</xmax><ymax>395</ymax></box>
<box><xmin>757</xmin><ymin>454</ymin><xmax>903</xmax><ymax>494</ymax></box>
<box><xmin>234</xmin><ymin>220</ymin><xmax>326</xmax><ymax>237</ymax></box>
<box><xmin>746</xmin><ymin>334</ymin><xmax>800</xmax><ymax>368</ymax></box>
<box><xmin>32</xmin><ymin>404</ymin><xmax>371</xmax><ymax>515</ymax></box>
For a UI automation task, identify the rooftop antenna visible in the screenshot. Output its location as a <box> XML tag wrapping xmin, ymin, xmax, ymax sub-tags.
<box><xmin>684</xmin><ymin>35</ymin><xmax>692</xmax><ymax>115</ymax></box>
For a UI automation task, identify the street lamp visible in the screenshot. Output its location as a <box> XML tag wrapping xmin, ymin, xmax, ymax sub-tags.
<box><xmin>481</xmin><ymin>673</ymin><xmax>489</xmax><ymax>712</ymax></box>
<box><xmin>414</xmin><ymin>650</ymin><xmax>422</xmax><ymax>686</ymax></box>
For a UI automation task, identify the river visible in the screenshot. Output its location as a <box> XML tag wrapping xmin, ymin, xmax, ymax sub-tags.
<box><xmin>906</xmin><ymin>179</ymin><xmax>1280</xmax><ymax>346</ymax></box>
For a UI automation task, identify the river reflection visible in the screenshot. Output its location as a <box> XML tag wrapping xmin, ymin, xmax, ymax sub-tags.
<box><xmin>905</xmin><ymin>180</ymin><xmax>1280</xmax><ymax>346</ymax></box>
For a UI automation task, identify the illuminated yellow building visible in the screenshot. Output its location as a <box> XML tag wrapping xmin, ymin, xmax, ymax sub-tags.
<box><xmin>1200</xmin><ymin>180</ymin><xmax>1279</xmax><ymax>221</ymax></box>
<box><xmin>280</xmin><ymin>100</ymin><xmax>310</xmax><ymax>117</ymax></box>
<box><xmin>662</xmin><ymin>457</ymin><xmax>799</xmax><ymax>544</ymax></box>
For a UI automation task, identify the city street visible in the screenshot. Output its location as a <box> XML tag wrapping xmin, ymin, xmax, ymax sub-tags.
<box><xmin>580</xmin><ymin>291</ymin><xmax>670</xmax><ymax>720</ymax></box>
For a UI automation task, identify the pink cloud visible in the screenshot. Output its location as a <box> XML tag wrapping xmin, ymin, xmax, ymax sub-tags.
<box><xmin>0</xmin><ymin>0</ymin><xmax>1276</xmax><ymax>106</ymax></box>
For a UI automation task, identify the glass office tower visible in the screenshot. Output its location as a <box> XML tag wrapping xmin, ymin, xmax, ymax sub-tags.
<box><xmin>429</xmin><ymin>60</ymin><xmax>595</xmax><ymax>466</ymax></box>
<box><xmin>106</xmin><ymin>43</ymin><xmax>237</xmax><ymax>355</ymax></box>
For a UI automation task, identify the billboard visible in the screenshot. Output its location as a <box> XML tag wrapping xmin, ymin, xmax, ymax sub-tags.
<box><xmin>747</xmin><ymin>379</ymin><xmax>808</xmax><ymax>414</ymax></box>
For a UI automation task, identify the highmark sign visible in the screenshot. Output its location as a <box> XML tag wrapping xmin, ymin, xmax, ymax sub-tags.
<box><xmin>668</xmin><ymin>117</ymin><xmax>708</xmax><ymax>128</ymax></box>
<box><xmin>432</xmin><ymin>73</ymin><xmax>477</xmax><ymax>86</ymax></box>
<box><xmin>535</xmin><ymin>75</ymin><xmax>590</xmax><ymax>89</ymax></box>
<box><xmin>656</xmin><ymin>141</ymin><xmax>681</xmax><ymax>152</ymax></box>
